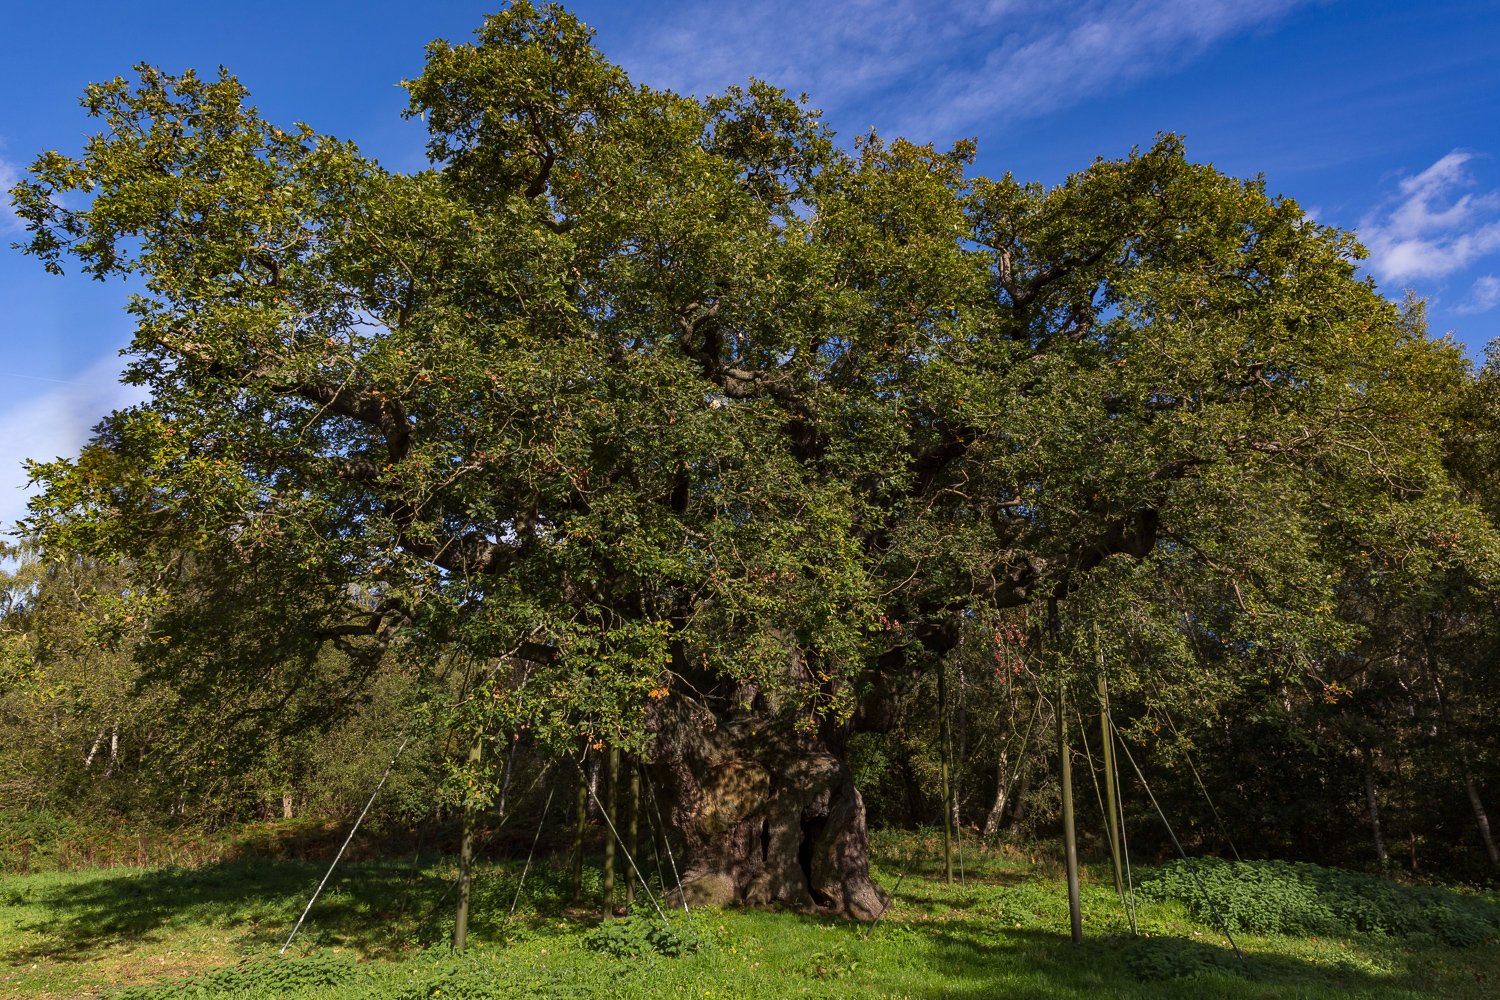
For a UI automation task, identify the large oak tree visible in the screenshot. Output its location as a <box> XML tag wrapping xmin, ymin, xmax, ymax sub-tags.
<box><xmin>12</xmin><ymin>2</ymin><xmax>1468</xmax><ymax>917</ymax></box>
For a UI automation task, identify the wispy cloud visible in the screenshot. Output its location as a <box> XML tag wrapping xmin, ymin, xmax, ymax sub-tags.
<box><xmin>1457</xmin><ymin>274</ymin><xmax>1500</xmax><ymax>315</ymax></box>
<box><xmin>0</xmin><ymin>353</ymin><xmax>148</xmax><ymax>533</ymax></box>
<box><xmin>618</xmin><ymin>0</ymin><xmax>1312</xmax><ymax>138</ymax></box>
<box><xmin>1359</xmin><ymin>151</ymin><xmax>1500</xmax><ymax>285</ymax></box>
<box><xmin>928</xmin><ymin>0</ymin><xmax>1311</xmax><ymax>135</ymax></box>
<box><xmin>0</xmin><ymin>154</ymin><xmax>23</xmax><ymax>233</ymax></box>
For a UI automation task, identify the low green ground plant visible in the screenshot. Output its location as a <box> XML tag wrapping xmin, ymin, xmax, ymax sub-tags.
<box><xmin>112</xmin><ymin>954</ymin><xmax>361</xmax><ymax>999</ymax></box>
<box><xmin>581</xmin><ymin>915</ymin><xmax>698</xmax><ymax>959</ymax></box>
<box><xmin>1139</xmin><ymin>858</ymin><xmax>1500</xmax><ymax>946</ymax></box>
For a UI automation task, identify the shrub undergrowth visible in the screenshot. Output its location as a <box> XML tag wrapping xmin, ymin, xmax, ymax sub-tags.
<box><xmin>1139</xmin><ymin>859</ymin><xmax>1500</xmax><ymax>946</ymax></box>
<box><xmin>581</xmin><ymin>915</ymin><xmax>697</xmax><ymax>959</ymax></box>
<box><xmin>112</xmin><ymin>953</ymin><xmax>360</xmax><ymax>999</ymax></box>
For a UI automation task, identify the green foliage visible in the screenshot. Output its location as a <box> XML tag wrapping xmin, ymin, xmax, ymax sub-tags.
<box><xmin>15</xmin><ymin>0</ymin><xmax>1478</xmax><ymax>738</ymax></box>
<box><xmin>0</xmin><ymin>538</ymin><xmax>454</xmax><ymax>836</ymax></box>
<box><xmin>844</xmin><ymin>731</ymin><xmax>892</xmax><ymax>792</ymax></box>
<box><xmin>802</xmin><ymin>941</ymin><xmax>861</xmax><ymax>979</ymax></box>
<box><xmin>581</xmin><ymin>915</ymin><xmax>697</xmax><ymax>959</ymax></box>
<box><xmin>1140</xmin><ymin>859</ymin><xmax>1500</xmax><ymax>945</ymax></box>
<box><xmin>1123</xmin><ymin>936</ymin><xmax>1243</xmax><ymax>982</ymax></box>
<box><xmin>844</xmin><ymin>731</ymin><xmax>905</xmax><ymax>822</ymax></box>
<box><xmin>113</xmin><ymin>954</ymin><xmax>359</xmax><ymax>999</ymax></box>
<box><xmin>0</xmin><ymin>810</ymin><xmax>77</xmax><ymax>872</ymax></box>
<box><xmin>9</xmin><ymin>0</ymin><xmax>1500</xmax><ymax>902</ymax></box>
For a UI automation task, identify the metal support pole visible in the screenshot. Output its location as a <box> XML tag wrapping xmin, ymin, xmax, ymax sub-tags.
<box><xmin>938</xmin><ymin>660</ymin><xmax>954</xmax><ymax>884</ymax></box>
<box><xmin>569</xmin><ymin>751</ymin><xmax>588</xmax><ymax>902</ymax></box>
<box><xmin>601</xmin><ymin>745</ymin><xmax>620</xmax><ymax>916</ymax></box>
<box><xmin>1053</xmin><ymin>598</ymin><xmax>1082</xmax><ymax>944</ymax></box>
<box><xmin>1099</xmin><ymin>671</ymin><xmax>1125</xmax><ymax>901</ymax></box>
<box><xmin>1059</xmin><ymin>686</ymin><xmax>1083</xmax><ymax>944</ymax></box>
<box><xmin>626</xmin><ymin>759</ymin><xmax>641</xmax><ymax>909</ymax></box>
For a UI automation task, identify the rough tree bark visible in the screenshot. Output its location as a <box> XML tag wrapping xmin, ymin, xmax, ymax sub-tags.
<box><xmin>984</xmin><ymin>695</ymin><xmax>1042</xmax><ymax>840</ymax></box>
<box><xmin>1464</xmin><ymin>773</ymin><xmax>1500</xmax><ymax>867</ymax></box>
<box><xmin>983</xmin><ymin>744</ymin><xmax>1012</xmax><ymax>841</ymax></box>
<box><xmin>1008</xmin><ymin>765</ymin><xmax>1034</xmax><ymax>833</ymax></box>
<box><xmin>647</xmin><ymin>692</ymin><xmax>887</xmax><ymax>921</ymax></box>
<box><xmin>453</xmin><ymin>736</ymin><xmax>483</xmax><ymax>952</ymax></box>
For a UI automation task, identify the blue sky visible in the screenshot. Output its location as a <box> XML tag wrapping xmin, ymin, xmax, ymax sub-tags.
<box><xmin>3</xmin><ymin>0</ymin><xmax>1499</xmax><ymax>526</ymax></box>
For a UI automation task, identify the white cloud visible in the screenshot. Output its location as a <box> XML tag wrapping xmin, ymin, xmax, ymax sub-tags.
<box><xmin>1359</xmin><ymin>151</ymin><xmax>1500</xmax><ymax>284</ymax></box>
<box><xmin>0</xmin><ymin>154</ymin><xmax>22</xmax><ymax>233</ymax></box>
<box><xmin>1457</xmin><ymin>274</ymin><xmax>1500</xmax><ymax>315</ymax></box>
<box><xmin>0</xmin><ymin>354</ymin><xmax>149</xmax><ymax>534</ymax></box>
<box><xmin>929</xmin><ymin>0</ymin><xmax>1310</xmax><ymax>134</ymax></box>
<box><xmin>618</xmin><ymin>0</ymin><xmax>1312</xmax><ymax>137</ymax></box>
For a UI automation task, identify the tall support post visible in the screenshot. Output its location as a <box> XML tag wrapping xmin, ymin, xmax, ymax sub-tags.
<box><xmin>569</xmin><ymin>751</ymin><xmax>589</xmax><ymax>902</ymax></box>
<box><xmin>1099</xmin><ymin>671</ymin><xmax>1126</xmax><ymax>900</ymax></box>
<box><xmin>938</xmin><ymin>659</ymin><xmax>954</xmax><ymax>884</ymax></box>
<box><xmin>601</xmin><ymin>745</ymin><xmax>620</xmax><ymax>916</ymax></box>
<box><xmin>1053</xmin><ymin>599</ymin><xmax>1082</xmax><ymax>944</ymax></box>
<box><xmin>626</xmin><ymin>758</ymin><xmax>641</xmax><ymax>908</ymax></box>
<box><xmin>1059</xmin><ymin>686</ymin><xmax>1083</xmax><ymax>943</ymax></box>
<box><xmin>453</xmin><ymin>735</ymin><xmax>483</xmax><ymax>952</ymax></box>
<box><xmin>1365</xmin><ymin>749</ymin><xmax>1389</xmax><ymax>865</ymax></box>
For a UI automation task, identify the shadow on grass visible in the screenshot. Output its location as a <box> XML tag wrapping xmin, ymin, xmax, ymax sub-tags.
<box><xmin>888</xmin><ymin>920</ymin><xmax>1460</xmax><ymax>1000</ymax></box>
<box><xmin>9</xmin><ymin>855</ymin><xmax>1494</xmax><ymax>1000</ymax></box>
<box><xmin>5</xmin><ymin>852</ymin><xmax>601</xmax><ymax>965</ymax></box>
<box><xmin>880</xmin><ymin>860</ymin><xmax>1039</xmax><ymax>888</ymax></box>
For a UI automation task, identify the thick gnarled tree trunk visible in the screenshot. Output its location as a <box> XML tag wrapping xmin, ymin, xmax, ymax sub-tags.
<box><xmin>647</xmin><ymin>694</ymin><xmax>887</xmax><ymax>920</ymax></box>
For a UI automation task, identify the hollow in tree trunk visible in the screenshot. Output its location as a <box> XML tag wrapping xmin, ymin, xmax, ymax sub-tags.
<box><xmin>647</xmin><ymin>691</ymin><xmax>887</xmax><ymax>921</ymax></box>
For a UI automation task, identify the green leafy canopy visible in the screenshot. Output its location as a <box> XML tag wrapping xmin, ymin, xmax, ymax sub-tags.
<box><xmin>9</xmin><ymin>2</ymin><xmax>1488</xmax><ymax>760</ymax></box>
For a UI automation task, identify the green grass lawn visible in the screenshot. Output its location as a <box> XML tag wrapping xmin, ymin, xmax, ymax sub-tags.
<box><xmin>1</xmin><ymin>835</ymin><xmax>1495</xmax><ymax>999</ymax></box>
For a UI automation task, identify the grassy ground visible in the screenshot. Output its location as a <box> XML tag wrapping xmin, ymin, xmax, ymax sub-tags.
<box><xmin>1</xmin><ymin>833</ymin><xmax>1495</xmax><ymax>999</ymax></box>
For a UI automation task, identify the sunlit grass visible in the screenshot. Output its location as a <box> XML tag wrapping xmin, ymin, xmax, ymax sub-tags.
<box><xmin>1</xmin><ymin>834</ymin><xmax>1495</xmax><ymax>998</ymax></box>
